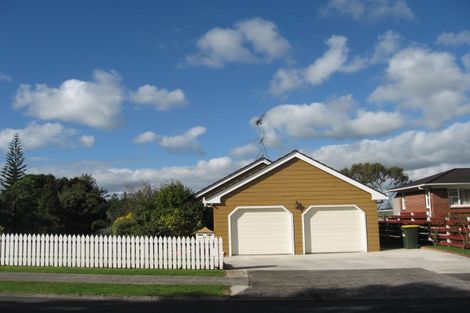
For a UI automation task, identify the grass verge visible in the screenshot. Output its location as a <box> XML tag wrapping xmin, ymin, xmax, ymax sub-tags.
<box><xmin>425</xmin><ymin>245</ymin><xmax>470</xmax><ymax>257</ymax></box>
<box><xmin>0</xmin><ymin>281</ymin><xmax>227</xmax><ymax>297</ymax></box>
<box><xmin>0</xmin><ymin>266</ymin><xmax>223</xmax><ymax>277</ymax></box>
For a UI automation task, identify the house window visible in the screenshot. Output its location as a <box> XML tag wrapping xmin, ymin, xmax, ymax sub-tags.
<box><xmin>425</xmin><ymin>189</ymin><xmax>431</xmax><ymax>209</ymax></box>
<box><xmin>448</xmin><ymin>188</ymin><xmax>470</xmax><ymax>206</ymax></box>
<box><xmin>461</xmin><ymin>189</ymin><xmax>470</xmax><ymax>205</ymax></box>
<box><xmin>401</xmin><ymin>196</ymin><xmax>406</xmax><ymax>210</ymax></box>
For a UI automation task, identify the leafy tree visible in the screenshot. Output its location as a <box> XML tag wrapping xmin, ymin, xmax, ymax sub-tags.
<box><xmin>58</xmin><ymin>175</ymin><xmax>108</xmax><ymax>234</ymax></box>
<box><xmin>1</xmin><ymin>134</ymin><xmax>27</xmax><ymax>190</ymax></box>
<box><xmin>110</xmin><ymin>182</ymin><xmax>208</xmax><ymax>237</ymax></box>
<box><xmin>1</xmin><ymin>174</ymin><xmax>108</xmax><ymax>234</ymax></box>
<box><xmin>340</xmin><ymin>163</ymin><xmax>409</xmax><ymax>193</ymax></box>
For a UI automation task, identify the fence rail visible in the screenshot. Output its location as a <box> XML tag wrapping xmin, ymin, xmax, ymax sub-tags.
<box><xmin>0</xmin><ymin>234</ymin><xmax>223</xmax><ymax>270</ymax></box>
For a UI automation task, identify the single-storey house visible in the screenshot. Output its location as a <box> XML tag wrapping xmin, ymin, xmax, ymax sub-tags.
<box><xmin>388</xmin><ymin>168</ymin><xmax>470</xmax><ymax>221</ymax></box>
<box><xmin>195</xmin><ymin>150</ymin><xmax>388</xmax><ymax>256</ymax></box>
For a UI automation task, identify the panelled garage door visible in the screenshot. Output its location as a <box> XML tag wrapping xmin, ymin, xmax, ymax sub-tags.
<box><xmin>303</xmin><ymin>206</ymin><xmax>367</xmax><ymax>253</ymax></box>
<box><xmin>230</xmin><ymin>207</ymin><xmax>293</xmax><ymax>256</ymax></box>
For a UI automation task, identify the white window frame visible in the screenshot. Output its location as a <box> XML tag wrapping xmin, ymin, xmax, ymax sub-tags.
<box><xmin>425</xmin><ymin>189</ymin><xmax>431</xmax><ymax>210</ymax></box>
<box><xmin>401</xmin><ymin>196</ymin><xmax>406</xmax><ymax>210</ymax></box>
<box><xmin>448</xmin><ymin>188</ymin><xmax>470</xmax><ymax>207</ymax></box>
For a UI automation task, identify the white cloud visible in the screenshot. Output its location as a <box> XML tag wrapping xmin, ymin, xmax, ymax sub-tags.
<box><xmin>252</xmin><ymin>95</ymin><xmax>405</xmax><ymax>146</ymax></box>
<box><xmin>79</xmin><ymin>135</ymin><xmax>95</xmax><ymax>148</ymax></box>
<box><xmin>235</xmin><ymin>17</ymin><xmax>291</xmax><ymax>61</ymax></box>
<box><xmin>370</xmin><ymin>30</ymin><xmax>404</xmax><ymax>64</ymax></box>
<box><xmin>129</xmin><ymin>84</ymin><xmax>186</xmax><ymax>111</ymax></box>
<box><xmin>269</xmin><ymin>35</ymin><xmax>365</xmax><ymax>95</ymax></box>
<box><xmin>134</xmin><ymin>131</ymin><xmax>158</xmax><ymax>144</ymax></box>
<box><xmin>436</xmin><ymin>30</ymin><xmax>470</xmax><ymax>46</ymax></box>
<box><xmin>369</xmin><ymin>47</ymin><xmax>470</xmax><ymax>126</ymax></box>
<box><xmin>134</xmin><ymin>126</ymin><xmax>207</xmax><ymax>155</ymax></box>
<box><xmin>230</xmin><ymin>143</ymin><xmax>259</xmax><ymax>158</ymax></box>
<box><xmin>0</xmin><ymin>72</ymin><xmax>12</xmax><ymax>82</ymax></box>
<box><xmin>463</xmin><ymin>53</ymin><xmax>470</xmax><ymax>70</ymax></box>
<box><xmin>309</xmin><ymin>121</ymin><xmax>470</xmax><ymax>172</ymax></box>
<box><xmin>30</xmin><ymin>156</ymin><xmax>251</xmax><ymax>193</ymax></box>
<box><xmin>320</xmin><ymin>0</ymin><xmax>414</xmax><ymax>22</ymax></box>
<box><xmin>0</xmin><ymin>122</ymin><xmax>90</xmax><ymax>152</ymax></box>
<box><xmin>13</xmin><ymin>70</ymin><xmax>124</xmax><ymax>129</ymax></box>
<box><xmin>186</xmin><ymin>17</ymin><xmax>290</xmax><ymax>68</ymax></box>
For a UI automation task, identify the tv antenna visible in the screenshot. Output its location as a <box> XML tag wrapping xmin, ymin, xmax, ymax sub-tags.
<box><xmin>254</xmin><ymin>113</ymin><xmax>268</xmax><ymax>159</ymax></box>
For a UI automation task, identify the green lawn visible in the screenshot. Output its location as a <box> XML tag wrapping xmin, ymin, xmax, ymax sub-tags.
<box><xmin>426</xmin><ymin>245</ymin><xmax>470</xmax><ymax>256</ymax></box>
<box><xmin>0</xmin><ymin>266</ymin><xmax>223</xmax><ymax>277</ymax></box>
<box><xmin>0</xmin><ymin>281</ymin><xmax>227</xmax><ymax>297</ymax></box>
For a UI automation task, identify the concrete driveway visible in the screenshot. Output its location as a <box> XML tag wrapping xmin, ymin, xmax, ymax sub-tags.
<box><xmin>225</xmin><ymin>248</ymin><xmax>470</xmax><ymax>274</ymax></box>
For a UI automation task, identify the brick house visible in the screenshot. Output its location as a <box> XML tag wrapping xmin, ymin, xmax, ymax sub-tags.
<box><xmin>388</xmin><ymin>168</ymin><xmax>470</xmax><ymax>221</ymax></box>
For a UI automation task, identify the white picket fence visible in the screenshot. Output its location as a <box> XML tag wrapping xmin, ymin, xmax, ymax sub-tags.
<box><xmin>0</xmin><ymin>234</ymin><xmax>223</xmax><ymax>270</ymax></box>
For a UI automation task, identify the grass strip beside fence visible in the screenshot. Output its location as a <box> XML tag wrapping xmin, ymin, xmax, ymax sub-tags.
<box><xmin>0</xmin><ymin>266</ymin><xmax>224</xmax><ymax>277</ymax></box>
<box><xmin>0</xmin><ymin>281</ymin><xmax>227</xmax><ymax>297</ymax></box>
<box><xmin>425</xmin><ymin>245</ymin><xmax>470</xmax><ymax>257</ymax></box>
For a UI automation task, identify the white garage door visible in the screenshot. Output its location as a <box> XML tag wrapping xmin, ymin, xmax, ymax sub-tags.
<box><xmin>230</xmin><ymin>207</ymin><xmax>293</xmax><ymax>255</ymax></box>
<box><xmin>303</xmin><ymin>206</ymin><xmax>367</xmax><ymax>253</ymax></box>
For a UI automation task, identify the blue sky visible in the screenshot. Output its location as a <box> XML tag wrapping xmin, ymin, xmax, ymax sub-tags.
<box><xmin>1</xmin><ymin>0</ymin><xmax>470</xmax><ymax>192</ymax></box>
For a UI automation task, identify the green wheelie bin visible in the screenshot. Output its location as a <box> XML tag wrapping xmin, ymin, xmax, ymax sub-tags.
<box><xmin>401</xmin><ymin>225</ymin><xmax>420</xmax><ymax>249</ymax></box>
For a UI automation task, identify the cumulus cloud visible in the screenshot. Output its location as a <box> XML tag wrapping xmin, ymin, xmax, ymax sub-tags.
<box><xmin>30</xmin><ymin>156</ymin><xmax>251</xmax><ymax>193</ymax></box>
<box><xmin>13</xmin><ymin>70</ymin><xmax>124</xmax><ymax>129</ymax></box>
<box><xmin>129</xmin><ymin>84</ymin><xmax>186</xmax><ymax>111</ymax></box>
<box><xmin>0</xmin><ymin>122</ymin><xmax>91</xmax><ymax>152</ymax></box>
<box><xmin>310</xmin><ymin>121</ymin><xmax>470</xmax><ymax>173</ymax></box>
<box><xmin>252</xmin><ymin>95</ymin><xmax>405</xmax><ymax>146</ymax></box>
<box><xmin>0</xmin><ymin>72</ymin><xmax>12</xmax><ymax>82</ymax></box>
<box><xmin>134</xmin><ymin>131</ymin><xmax>158</xmax><ymax>144</ymax></box>
<box><xmin>134</xmin><ymin>126</ymin><xmax>207</xmax><ymax>155</ymax></box>
<box><xmin>79</xmin><ymin>135</ymin><xmax>95</xmax><ymax>148</ymax></box>
<box><xmin>369</xmin><ymin>47</ymin><xmax>470</xmax><ymax>126</ymax></box>
<box><xmin>436</xmin><ymin>30</ymin><xmax>470</xmax><ymax>46</ymax></box>
<box><xmin>186</xmin><ymin>17</ymin><xmax>290</xmax><ymax>68</ymax></box>
<box><xmin>370</xmin><ymin>30</ymin><xmax>404</xmax><ymax>64</ymax></box>
<box><xmin>462</xmin><ymin>53</ymin><xmax>470</xmax><ymax>70</ymax></box>
<box><xmin>269</xmin><ymin>35</ymin><xmax>365</xmax><ymax>95</ymax></box>
<box><xmin>230</xmin><ymin>143</ymin><xmax>259</xmax><ymax>158</ymax></box>
<box><xmin>319</xmin><ymin>0</ymin><xmax>414</xmax><ymax>22</ymax></box>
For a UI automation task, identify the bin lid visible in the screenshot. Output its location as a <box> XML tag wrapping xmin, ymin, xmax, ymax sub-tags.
<box><xmin>401</xmin><ymin>225</ymin><xmax>420</xmax><ymax>228</ymax></box>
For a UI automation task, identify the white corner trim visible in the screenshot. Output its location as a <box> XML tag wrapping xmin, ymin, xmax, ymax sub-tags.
<box><xmin>227</xmin><ymin>205</ymin><xmax>295</xmax><ymax>257</ymax></box>
<box><xmin>195</xmin><ymin>159</ymin><xmax>271</xmax><ymax>199</ymax></box>
<box><xmin>301</xmin><ymin>204</ymin><xmax>368</xmax><ymax>254</ymax></box>
<box><xmin>205</xmin><ymin>152</ymin><xmax>388</xmax><ymax>204</ymax></box>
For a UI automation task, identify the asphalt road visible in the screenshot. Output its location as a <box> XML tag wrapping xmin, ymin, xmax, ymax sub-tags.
<box><xmin>237</xmin><ymin>268</ymin><xmax>470</xmax><ymax>299</ymax></box>
<box><xmin>1</xmin><ymin>297</ymin><xmax>470</xmax><ymax>313</ymax></box>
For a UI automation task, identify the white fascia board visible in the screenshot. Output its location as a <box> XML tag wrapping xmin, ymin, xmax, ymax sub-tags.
<box><xmin>205</xmin><ymin>152</ymin><xmax>388</xmax><ymax>204</ymax></box>
<box><xmin>195</xmin><ymin>159</ymin><xmax>271</xmax><ymax>199</ymax></box>
<box><xmin>388</xmin><ymin>182</ymin><xmax>470</xmax><ymax>193</ymax></box>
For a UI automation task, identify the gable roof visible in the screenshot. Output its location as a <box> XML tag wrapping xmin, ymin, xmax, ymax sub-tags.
<box><xmin>202</xmin><ymin>150</ymin><xmax>388</xmax><ymax>204</ymax></box>
<box><xmin>194</xmin><ymin>158</ymin><xmax>271</xmax><ymax>199</ymax></box>
<box><xmin>388</xmin><ymin>168</ymin><xmax>470</xmax><ymax>192</ymax></box>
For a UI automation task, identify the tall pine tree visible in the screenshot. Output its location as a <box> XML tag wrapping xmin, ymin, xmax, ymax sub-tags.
<box><xmin>1</xmin><ymin>134</ymin><xmax>27</xmax><ymax>189</ymax></box>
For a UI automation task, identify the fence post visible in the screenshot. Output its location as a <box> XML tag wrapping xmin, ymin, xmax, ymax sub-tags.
<box><xmin>158</xmin><ymin>237</ymin><xmax>163</xmax><ymax>269</ymax></box>
<box><xmin>218</xmin><ymin>237</ymin><xmax>223</xmax><ymax>269</ymax></box>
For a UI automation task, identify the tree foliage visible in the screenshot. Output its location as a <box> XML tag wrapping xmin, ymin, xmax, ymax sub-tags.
<box><xmin>340</xmin><ymin>163</ymin><xmax>409</xmax><ymax>193</ymax></box>
<box><xmin>111</xmin><ymin>182</ymin><xmax>209</xmax><ymax>237</ymax></box>
<box><xmin>0</xmin><ymin>174</ymin><xmax>108</xmax><ymax>234</ymax></box>
<box><xmin>1</xmin><ymin>134</ymin><xmax>27</xmax><ymax>190</ymax></box>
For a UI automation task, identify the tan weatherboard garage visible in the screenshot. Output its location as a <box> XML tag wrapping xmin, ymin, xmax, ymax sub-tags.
<box><xmin>196</xmin><ymin>150</ymin><xmax>388</xmax><ymax>256</ymax></box>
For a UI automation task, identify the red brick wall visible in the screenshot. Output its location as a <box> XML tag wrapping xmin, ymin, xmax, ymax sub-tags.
<box><xmin>403</xmin><ymin>191</ymin><xmax>426</xmax><ymax>212</ymax></box>
<box><xmin>431</xmin><ymin>188</ymin><xmax>449</xmax><ymax>221</ymax></box>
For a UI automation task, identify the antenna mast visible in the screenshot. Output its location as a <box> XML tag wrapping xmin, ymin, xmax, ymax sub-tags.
<box><xmin>254</xmin><ymin>113</ymin><xmax>268</xmax><ymax>159</ymax></box>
